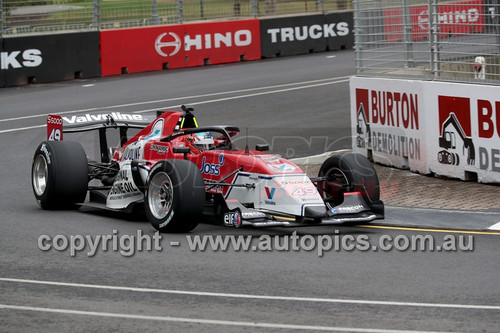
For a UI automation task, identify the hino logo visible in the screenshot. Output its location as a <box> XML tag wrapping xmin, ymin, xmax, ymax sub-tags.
<box><xmin>1</xmin><ymin>49</ymin><xmax>42</xmax><ymax>70</ymax></box>
<box><xmin>155</xmin><ymin>32</ymin><xmax>182</xmax><ymax>57</ymax></box>
<box><xmin>267</xmin><ymin>23</ymin><xmax>349</xmax><ymax>43</ymax></box>
<box><xmin>417</xmin><ymin>8</ymin><xmax>480</xmax><ymax>30</ymax></box>
<box><xmin>154</xmin><ymin>30</ymin><xmax>252</xmax><ymax>57</ymax></box>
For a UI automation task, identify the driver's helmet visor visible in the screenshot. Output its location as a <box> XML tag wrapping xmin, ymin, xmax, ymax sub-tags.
<box><xmin>193</xmin><ymin>132</ymin><xmax>214</xmax><ymax>150</ymax></box>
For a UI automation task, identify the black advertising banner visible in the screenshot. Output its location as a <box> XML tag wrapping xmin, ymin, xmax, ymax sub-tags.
<box><xmin>325</xmin><ymin>12</ymin><xmax>354</xmax><ymax>51</ymax></box>
<box><xmin>260</xmin><ymin>15</ymin><xmax>326</xmax><ymax>57</ymax></box>
<box><xmin>260</xmin><ymin>12</ymin><xmax>354</xmax><ymax>58</ymax></box>
<box><xmin>1</xmin><ymin>32</ymin><xmax>101</xmax><ymax>87</ymax></box>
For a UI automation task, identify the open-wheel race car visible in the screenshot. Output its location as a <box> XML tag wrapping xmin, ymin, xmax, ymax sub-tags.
<box><xmin>32</xmin><ymin>106</ymin><xmax>384</xmax><ymax>232</ymax></box>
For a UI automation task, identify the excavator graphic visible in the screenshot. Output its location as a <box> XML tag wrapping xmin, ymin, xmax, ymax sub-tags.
<box><xmin>438</xmin><ymin>112</ymin><xmax>475</xmax><ymax>166</ymax></box>
<box><xmin>356</xmin><ymin>103</ymin><xmax>371</xmax><ymax>149</ymax></box>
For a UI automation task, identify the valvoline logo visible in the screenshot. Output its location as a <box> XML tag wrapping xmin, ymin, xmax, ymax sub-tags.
<box><xmin>201</xmin><ymin>153</ymin><xmax>225</xmax><ymax>176</ymax></box>
<box><xmin>265</xmin><ymin>187</ymin><xmax>275</xmax><ymax>200</ymax></box>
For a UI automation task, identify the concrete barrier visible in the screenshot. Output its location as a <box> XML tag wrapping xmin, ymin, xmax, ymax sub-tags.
<box><xmin>260</xmin><ymin>12</ymin><xmax>354</xmax><ymax>58</ymax></box>
<box><xmin>0</xmin><ymin>32</ymin><xmax>101</xmax><ymax>87</ymax></box>
<box><xmin>100</xmin><ymin>20</ymin><xmax>261</xmax><ymax>77</ymax></box>
<box><xmin>351</xmin><ymin>76</ymin><xmax>500</xmax><ymax>183</ymax></box>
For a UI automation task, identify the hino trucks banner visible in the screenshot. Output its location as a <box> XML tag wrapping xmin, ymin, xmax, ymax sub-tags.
<box><xmin>384</xmin><ymin>0</ymin><xmax>485</xmax><ymax>42</ymax></box>
<box><xmin>260</xmin><ymin>12</ymin><xmax>354</xmax><ymax>58</ymax></box>
<box><xmin>100</xmin><ymin>19</ymin><xmax>261</xmax><ymax>76</ymax></box>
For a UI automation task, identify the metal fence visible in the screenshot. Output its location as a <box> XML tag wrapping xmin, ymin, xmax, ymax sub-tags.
<box><xmin>354</xmin><ymin>0</ymin><xmax>500</xmax><ymax>84</ymax></box>
<box><xmin>0</xmin><ymin>0</ymin><xmax>351</xmax><ymax>36</ymax></box>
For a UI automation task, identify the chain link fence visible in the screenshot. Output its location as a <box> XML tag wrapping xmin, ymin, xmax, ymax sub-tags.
<box><xmin>0</xmin><ymin>0</ymin><xmax>351</xmax><ymax>36</ymax></box>
<box><xmin>354</xmin><ymin>0</ymin><xmax>500</xmax><ymax>84</ymax></box>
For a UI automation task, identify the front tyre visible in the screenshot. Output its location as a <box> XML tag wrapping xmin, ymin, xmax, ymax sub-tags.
<box><xmin>32</xmin><ymin>141</ymin><xmax>88</xmax><ymax>209</ymax></box>
<box><xmin>318</xmin><ymin>153</ymin><xmax>381</xmax><ymax>205</ymax></box>
<box><xmin>145</xmin><ymin>159</ymin><xmax>205</xmax><ymax>233</ymax></box>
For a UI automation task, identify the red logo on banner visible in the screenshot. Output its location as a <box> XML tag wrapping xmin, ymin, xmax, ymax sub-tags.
<box><xmin>437</xmin><ymin>95</ymin><xmax>475</xmax><ymax>166</ymax></box>
<box><xmin>356</xmin><ymin>88</ymin><xmax>370</xmax><ymax>123</ymax></box>
<box><xmin>438</xmin><ymin>95</ymin><xmax>471</xmax><ymax>136</ymax></box>
<box><xmin>355</xmin><ymin>88</ymin><xmax>371</xmax><ymax>148</ymax></box>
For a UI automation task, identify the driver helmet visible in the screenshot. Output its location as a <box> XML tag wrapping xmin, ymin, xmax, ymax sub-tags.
<box><xmin>192</xmin><ymin>132</ymin><xmax>214</xmax><ymax>151</ymax></box>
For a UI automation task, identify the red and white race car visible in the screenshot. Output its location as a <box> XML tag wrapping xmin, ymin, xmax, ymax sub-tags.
<box><xmin>32</xmin><ymin>106</ymin><xmax>384</xmax><ymax>232</ymax></box>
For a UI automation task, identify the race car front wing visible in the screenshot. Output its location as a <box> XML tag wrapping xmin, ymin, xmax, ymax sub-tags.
<box><xmin>223</xmin><ymin>191</ymin><xmax>384</xmax><ymax>228</ymax></box>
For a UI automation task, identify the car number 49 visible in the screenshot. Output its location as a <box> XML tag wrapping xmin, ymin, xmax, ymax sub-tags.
<box><xmin>48</xmin><ymin>128</ymin><xmax>62</xmax><ymax>141</ymax></box>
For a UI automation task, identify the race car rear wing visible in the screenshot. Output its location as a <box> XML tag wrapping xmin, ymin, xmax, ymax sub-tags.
<box><xmin>47</xmin><ymin>112</ymin><xmax>157</xmax><ymax>163</ymax></box>
<box><xmin>47</xmin><ymin>112</ymin><xmax>156</xmax><ymax>142</ymax></box>
<box><xmin>47</xmin><ymin>112</ymin><xmax>156</xmax><ymax>139</ymax></box>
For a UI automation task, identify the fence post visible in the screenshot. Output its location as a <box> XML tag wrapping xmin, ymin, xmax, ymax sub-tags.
<box><xmin>177</xmin><ymin>0</ymin><xmax>183</xmax><ymax>23</ymax></box>
<box><xmin>428</xmin><ymin>0</ymin><xmax>440</xmax><ymax>79</ymax></box>
<box><xmin>353</xmin><ymin>0</ymin><xmax>363</xmax><ymax>72</ymax></box>
<box><xmin>251</xmin><ymin>0</ymin><xmax>258</xmax><ymax>17</ymax></box>
<box><xmin>200</xmin><ymin>0</ymin><xmax>205</xmax><ymax>20</ymax></box>
<box><xmin>92</xmin><ymin>0</ymin><xmax>101</xmax><ymax>30</ymax></box>
<box><xmin>0</xmin><ymin>0</ymin><xmax>3</xmax><ymax>38</ymax></box>
<box><xmin>316</xmin><ymin>0</ymin><xmax>324</xmax><ymax>13</ymax></box>
<box><xmin>402</xmin><ymin>0</ymin><xmax>413</xmax><ymax>68</ymax></box>
<box><xmin>152</xmin><ymin>0</ymin><xmax>159</xmax><ymax>25</ymax></box>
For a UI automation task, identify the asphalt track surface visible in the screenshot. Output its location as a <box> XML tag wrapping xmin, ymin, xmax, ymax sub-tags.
<box><xmin>1</xmin><ymin>50</ymin><xmax>499</xmax><ymax>332</ymax></box>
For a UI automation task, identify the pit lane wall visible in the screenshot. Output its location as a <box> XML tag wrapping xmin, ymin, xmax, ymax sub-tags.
<box><xmin>0</xmin><ymin>12</ymin><xmax>354</xmax><ymax>87</ymax></box>
<box><xmin>351</xmin><ymin>77</ymin><xmax>500</xmax><ymax>183</ymax></box>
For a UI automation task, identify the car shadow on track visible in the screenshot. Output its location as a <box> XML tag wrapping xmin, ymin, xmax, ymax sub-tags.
<box><xmin>78</xmin><ymin>206</ymin><xmax>377</xmax><ymax>237</ymax></box>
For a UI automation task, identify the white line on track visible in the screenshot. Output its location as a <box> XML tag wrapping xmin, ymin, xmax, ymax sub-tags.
<box><xmin>0</xmin><ymin>76</ymin><xmax>349</xmax><ymax>123</ymax></box>
<box><xmin>1</xmin><ymin>277</ymin><xmax>499</xmax><ymax>310</ymax></box>
<box><xmin>0</xmin><ymin>304</ymin><xmax>450</xmax><ymax>333</ymax></box>
<box><xmin>489</xmin><ymin>222</ymin><xmax>500</xmax><ymax>230</ymax></box>
<box><xmin>0</xmin><ymin>124</ymin><xmax>45</xmax><ymax>133</ymax></box>
<box><xmin>0</xmin><ymin>77</ymin><xmax>349</xmax><ymax>135</ymax></box>
<box><xmin>133</xmin><ymin>79</ymin><xmax>349</xmax><ymax>114</ymax></box>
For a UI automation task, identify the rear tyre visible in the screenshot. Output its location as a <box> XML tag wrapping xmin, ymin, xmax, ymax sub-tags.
<box><xmin>32</xmin><ymin>141</ymin><xmax>89</xmax><ymax>209</ymax></box>
<box><xmin>318</xmin><ymin>153</ymin><xmax>380</xmax><ymax>205</ymax></box>
<box><xmin>145</xmin><ymin>159</ymin><xmax>205</xmax><ymax>233</ymax></box>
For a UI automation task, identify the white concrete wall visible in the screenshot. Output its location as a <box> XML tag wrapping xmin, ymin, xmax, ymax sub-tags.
<box><xmin>350</xmin><ymin>77</ymin><xmax>500</xmax><ymax>183</ymax></box>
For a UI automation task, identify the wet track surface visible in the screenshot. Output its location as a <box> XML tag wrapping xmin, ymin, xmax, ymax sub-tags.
<box><xmin>1</xmin><ymin>50</ymin><xmax>499</xmax><ymax>332</ymax></box>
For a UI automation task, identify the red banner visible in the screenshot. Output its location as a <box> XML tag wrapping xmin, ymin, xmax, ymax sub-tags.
<box><xmin>384</xmin><ymin>0</ymin><xmax>484</xmax><ymax>42</ymax></box>
<box><xmin>100</xmin><ymin>20</ymin><xmax>261</xmax><ymax>76</ymax></box>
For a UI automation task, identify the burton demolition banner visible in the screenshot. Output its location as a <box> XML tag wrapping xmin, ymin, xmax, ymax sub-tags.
<box><xmin>351</xmin><ymin>76</ymin><xmax>500</xmax><ymax>183</ymax></box>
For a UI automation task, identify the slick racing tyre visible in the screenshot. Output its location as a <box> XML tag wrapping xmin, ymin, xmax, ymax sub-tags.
<box><xmin>318</xmin><ymin>153</ymin><xmax>380</xmax><ymax>206</ymax></box>
<box><xmin>32</xmin><ymin>141</ymin><xmax>89</xmax><ymax>209</ymax></box>
<box><xmin>145</xmin><ymin>159</ymin><xmax>205</xmax><ymax>233</ymax></box>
